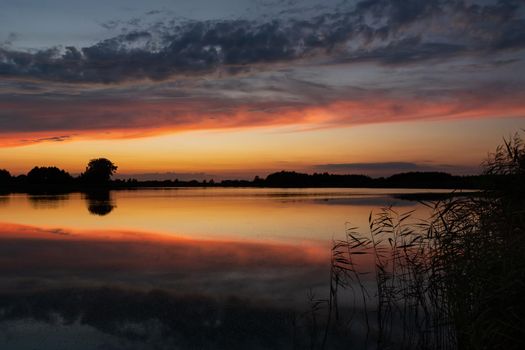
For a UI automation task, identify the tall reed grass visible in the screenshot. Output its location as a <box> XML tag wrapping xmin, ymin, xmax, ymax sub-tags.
<box><xmin>329</xmin><ymin>133</ymin><xmax>525</xmax><ymax>350</ymax></box>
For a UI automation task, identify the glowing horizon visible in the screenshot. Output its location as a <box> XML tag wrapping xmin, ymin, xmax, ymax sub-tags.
<box><xmin>0</xmin><ymin>116</ymin><xmax>522</xmax><ymax>178</ymax></box>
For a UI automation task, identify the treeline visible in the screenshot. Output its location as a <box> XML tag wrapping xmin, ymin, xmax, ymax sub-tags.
<box><xmin>0</xmin><ymin>162</ymin><xmax>490</xmax><ymax>191</ymax></box>
<box><xmin>0</xmin><ymin>158</ymin><xmax>117</xmax><ymax>192</ymax></box>
<box><xmin>260</xmin><ymin>171</ymin><xmax>487</xmax><ymax>189</ymax></box>
<box><xmin>120</xmin><ymin>171</ymin><xmax>489</xmax><ymax>189</ymax></box>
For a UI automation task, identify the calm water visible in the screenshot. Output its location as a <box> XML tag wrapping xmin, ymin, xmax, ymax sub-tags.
<box><xmin>0</xmin><ymin>188</ymin><xmax>445</xmax><ymax>349</ymax></box>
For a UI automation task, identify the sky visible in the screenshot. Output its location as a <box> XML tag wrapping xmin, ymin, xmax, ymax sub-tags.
<box><xmin>1</xmin><ymin>0</ymin><xmax>524</xmax><ymax>179</ymax></box>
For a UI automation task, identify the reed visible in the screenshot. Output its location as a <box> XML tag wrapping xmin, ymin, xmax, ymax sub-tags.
<box><xmin>329</xmin><ymin>133</ymin><xmax>525</xmax><ymax>349</ymax></box>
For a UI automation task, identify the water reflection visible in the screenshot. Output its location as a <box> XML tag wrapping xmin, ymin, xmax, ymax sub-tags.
<box><xmin>0</xmin><ymin>222</ymin><xmax>329</xmax><ymax>304</ymax></box>
<box><xmin>0</xmin><ymin>189</ymin><xmax>434</xmax><ymax>242</ymax></box>
<box><xmin>0</xmin><ymin>287</ymin><xmax>354</xmax><ymax>350</ymax></box>
<box><xmin>0</xmin><ymin>189</ymin><xmax>442</xmax><ymax>349</ymax></box>
<box><xmin>23</xmin><ymin>191</ymin><xmax>116</xmax><ymax>215</ymax></box>
<box><xmin>0</xmin><ymin>222</ymin><xmax>347</xmax><ymax>348</ymax></box>
<box><xmin>28</xmin><ymin>193</ymin><xmax>70</xmax><ymax>209</ymax></box>
<box><xmin>83</xmin><ymin>191</ymin><xmax>116</xmax><ymax>216</ymax></box>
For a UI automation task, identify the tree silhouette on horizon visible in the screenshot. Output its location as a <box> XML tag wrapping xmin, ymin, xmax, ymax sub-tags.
<box><xmin>0</xmin><ymin>169</ymin><xmax>11</xmax><ymax>186</ymax></box>
<box><xmin>26</xmin><ymin>166</ymin><xmax>73</xmax><ymax>185</ymax></box>
<box><xmin>81</xmin><ymin>158</ymin><xmax>118</xmax><ymax>185</ymax></box>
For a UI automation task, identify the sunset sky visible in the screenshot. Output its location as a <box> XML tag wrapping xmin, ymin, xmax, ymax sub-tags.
<box><xmin>1</xmin><ymin>0</ymin><xmax>524</xmax><ymax>179</ymax></box>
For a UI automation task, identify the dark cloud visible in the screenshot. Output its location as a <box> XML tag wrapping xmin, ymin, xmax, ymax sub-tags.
<box><xmin>1</xmin><ymin>32</ymin><xmax>18</xmax><ymax>47</ymax></box>
<box><xmin>0</xmin><ymin>77</ymin><xmax>523</xmax><ymax>140</ymax></box>
<box><xmin>0</xmin><ymin>1</ymin><xmax>524</xmax><ymax>143</ymax></box>
<box><xmin>316</xmin><ymin>162</ymin><xmax>422</xmax><ymax>171</ymax></box>
<box><xmin>100</xmin><ymin>19</ymin><xmax>120</xmax><ymax>30</ymax></box>
<box><xmin>0</xmin><ymin>95</ymin><xmax>312</xmax><ymax>134</ymax></box>
<box><xmin>0</xmin><ymin>0</ymin><xmax>523</xmax><ymax>83</ymax></box>
<box><xmin>492</xmin><ymin>18</ymin><xmax>525</xmax><ymax>50</ymax></box>
<box><xmin>145</xmin><ymin>10</ymin><xmax>162</xmax><ymax>16</ymax></box>
<box><xmin>354</xmin><ymin>0</ymin><xmax>443</xmax><ymax>28</ymax></box>
<box><xmin>343</xmin><ymin>36</ymin><xmax>466</xmax><ymax>64</ymax></box>
<box><xmin>20</xmin><ymin>135</ymin><xmax>72</xmax><ymax>143</ymax></box>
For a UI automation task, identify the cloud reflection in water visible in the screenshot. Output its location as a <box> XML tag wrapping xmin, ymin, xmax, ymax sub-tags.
<box><xmin>0</xmin><ymin>222</ymin><xmax>356</xmax><ymax>349</ymax></box>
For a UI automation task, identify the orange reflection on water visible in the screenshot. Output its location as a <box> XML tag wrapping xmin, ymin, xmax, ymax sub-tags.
<box><xmin>0</xmin><ymin>222</ymin><xmax>329</xmax><ymax>272</ymax></box>
<box><xmin>0</xmin><ymin>221</ymin><xmax>334</xmax><ymax>304</ymax></box>
<box><xmin>0</xmin><ymin>189</ymin><xmax>428</xmax><ymax>243</ymax></box>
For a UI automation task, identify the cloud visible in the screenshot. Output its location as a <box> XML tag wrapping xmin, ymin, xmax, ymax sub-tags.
<box><xmin>1</xmin><ymin>32</ymin><xmax>17</xmax><ymax>47</ymax></box>
<box><xmin>342</xmin><ymin>36</ymin><xmax>466</xmax><ymax>64</ymax></box>
<box><xmin>315</xmin><ymin>162</ymin><xmax>422</xmax><ymax>171</ymax></box>
<box><xmin>0</xmin><ymin>1</ymin><xmax>524</xmax><ymax>144</ymax></box>
<box><xmin>19</xmin><ymin>135</ymin><xmax>71</xmax><ymax>144</ymax></box>
<box><xmin>1</xmin><ymin>77</ymin><xmax>524</xmax><ymax>146</ymax></box>
<box><xmin>0</xmin><ymin>1</ymin><xmax>523</xmax><ymax>83</ymax></box>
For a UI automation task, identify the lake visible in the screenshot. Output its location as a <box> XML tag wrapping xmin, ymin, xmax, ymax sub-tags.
<box><xmin>0</xmin><ymin>188</ymin><xmax>447</xmax><ymax>349</ymax></box>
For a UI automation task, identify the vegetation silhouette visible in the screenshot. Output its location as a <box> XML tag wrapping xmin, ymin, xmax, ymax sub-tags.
<box><xmin>0</xmin><ymin>169</ymin><xmax>11</xmax><ymax>195</ymax></box>
<box><xmin>0</xmin><ymin>158</ymin><xmax>117</xmax><ymax>193</ymax></box>
<box><xmin>84</xmin><ymin>190</ymin><xmax>115</xmax><ymax>216</ymax></box>
<box><xmin>27</xmin><ymin>166</ymin><xmax>73</xmax><ymax>185</ymax></box>
<box><xmin>80</xmin><ymin>158</ymin><xmax>118</xmax><ymax>185</ymax></box>
<box><xmin>328</xmin><ymin>132</ymin><xmax>525</xmax><ymax>350</ymax></box>
<box><xmin>0</xmin><ymin>159</ymin><xmax>494</xmax><ymax>193</ymax></box>
<box><xmin>0</xmin><ymin>169</ymin><xmax>11</xmax><ymax>185</ymax></box>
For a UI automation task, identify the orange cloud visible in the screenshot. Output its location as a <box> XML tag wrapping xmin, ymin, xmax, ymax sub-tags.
<box><xmin>1</xmin><ymin>88</ymin><xmax>524</xmax><ymax>147</ymax></box>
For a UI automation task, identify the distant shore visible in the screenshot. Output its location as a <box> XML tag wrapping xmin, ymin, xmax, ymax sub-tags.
<box><xmin>0</xmin><ymin>170</ymin><xmax>497</xmax><ymax>195</ymax></box>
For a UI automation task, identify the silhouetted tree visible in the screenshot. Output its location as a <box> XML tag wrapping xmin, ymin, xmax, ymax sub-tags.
<box><xmin>0</xmin><ymin>169</ymin><xmax>12</xmax><ymax>186</ymax></box>
<box><xmin>265</xmin><ymin>171</ymin><xmax>312</xmax><ymax>187</ymax></box>
<box><xmin>253</xmin><ymin>176</ymin><xmax>263</xmax><ymax>186</ymax></box>
<box><xmin>26</xmin><ymin>166</ymin><xmax>73</xmax><ymax>185</ymax></box>
<box><xmin>81</xmin><ymin>158</ymin><xmax>117</xmax><ymax>184</ymax></box>
<box><xmin>264</xmin><ymin>171</ymin><xmax>374</xmax><ymax>187</ymax></box>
